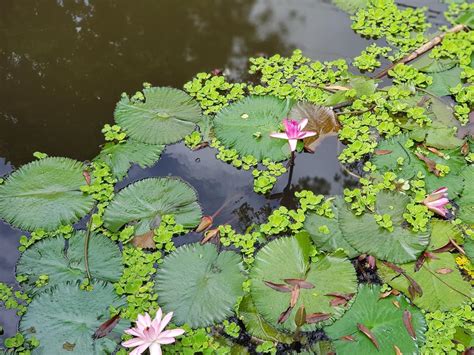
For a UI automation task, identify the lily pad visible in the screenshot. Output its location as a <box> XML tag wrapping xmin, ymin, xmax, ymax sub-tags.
<box><xmin>115</xmin><ymin>87</ymin><xmax>202</xmax><ymax>145</ymax></box>
<box><xmin>20</xmin><ymin>282</ymin><xmax>126</xmax><ymax>355</ymax></box>
<box><xmin>428</xmin><ymin>220</ymin><xmax>463</xmax><ymax>250</ymax></box>
<box><xmin>288</xmin><ymin>102</ymin><xmax>340</xmax><ymax>152</ymax></box>
<box><xmin>331</xmin><ymin>0</ymin><xmax>368</xmax><ymax>14</ymax></box>
<box><xmin>250</xmin><ymin>234</ymin><xmax>357</xmax><ymax>332</ymax></box>
<box><xmin>154</xmin><ymin>243</ymin><xmax>245</xmax><ymax>328</ymax></box>
<box><xmin>325</xmin><ymin>284</ymin><xmax>426</xmax><ymax>354</ymax></box>
<box><xmin>213</xmin><ymin>96</ymin><xmax>292</xmax><ymax>161</ymax></box>
<box><xmin>95</xmin><ymin>140</ymin><xmax>164</xmax><ymax>180</ymax></box>
<box><xmin>425</xmin><ymin>66</ymin><xmax>462</xmax><ymax>97</ymax></box>
<box><xmin>103</xmin><ymin>177</ymin><xmax>201</xmax><ymax>233</ymax></box>
<box><xmin>378</xmin><ymin>252</ymin><xmax>473</xmax><ymax>311</ymax></box>
<box><xmin>16</xmin><ymin>231</ymin><xmax>123</xmax><ymax>292</ymax></box>
<box><xmin>458</xmin><ymin>165</ymin><xmax>474</xmax><ymax>224</ymax></box>
<box><xmin>303</xmin><ymin>197</ymin><xmax>358</xmax><ymax>258</ymax></box>
<box><xmin>339</xmin><ymin>191</ymin><xmax>430</xmax><ymax>263</ymax></box>
<box><xmin>0</xmin><ymin>157</ymin><xmax>94</xmax><ymax>231</ymax></box>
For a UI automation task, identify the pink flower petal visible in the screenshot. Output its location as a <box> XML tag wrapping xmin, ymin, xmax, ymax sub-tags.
<box><xmin>154</xmin><ymin>308</ymin><xmax>163</xmax><ymax>323</ymax></box>
<box><xmin>298</xmin><ymin>118</ymin><xmax>308</xmax><ymax>131</ymax></box>
<box><xmin>270</xmin><ymin>132</ymin><xmax>289</xmax><ymax>139</ymax></box>
<box><xmin>428</xmin><ymin>206</ymin><xmax>447</xmax><ymax>217</ymax></box>
<box><xmin>122</xmin><ymin>338</ymin><xmax>146</xmax><ymax>348</ymax></box>
<box><xmin>125</xmin><ymin>328</ymin><xmax>143</xmax><ymax>337</ymax></box>
<box><xmin>288</xmin><ymin>139</ymin><xmax>298</xmax><ymax>152</ymax></box>
<box><xmin>156</xmin><ymin>337</ymin><xmax>177</xmax><ymax>345</ymax></box>
<box><xmin>160</xmin><ymin>328</ymin><xmax>185</xmax><ymax>338</ymax></box>
<box><xmin>298</xmin><ymin>131</ymin><xmax>317</xmax><ymax>139</ymax></box>
<box><xmin>149</xmin><ymin>343</ymin><xmax>163</xmax><ymax>355</ymax></box>
<box><xmin>157</xmin><ymin>312</ymin><xmax>173</xmax><ymax>333</ymax></box>
<box><xmin>429</xmin><ymin>197</ymin><xmax>449</xmax><ymax>208</ymax></box>
<box><xmin>130</xmin><ymin>343</ymin><xmax>151</xmax><ymax>355</ymax></box>
<box><xmin>137</xmin><ymin>313</ymin><xmax>152</xmax><ymax>329</ymax></box>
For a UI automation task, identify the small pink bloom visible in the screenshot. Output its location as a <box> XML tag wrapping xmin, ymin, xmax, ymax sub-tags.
<box><xmin>270</xmin><ymin>118</ymin><xmax>317</xmax><ymax>152</ymax></box>
<box><xmin>423</xmin><ymin>187</ymin><xmax>449</xmax><ymax>217</ymax></box>
<box><xmin>122</xmin><ymin>309</ymin><xmax>185</xmax><ymax>355</ymax></box>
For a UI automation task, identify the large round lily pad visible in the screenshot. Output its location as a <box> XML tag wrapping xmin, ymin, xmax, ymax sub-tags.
<box><xmin>325</xmin><ymin>284</ymin><xmax>426</xmax><ymax>354</ymax></box>
<box><xmin>20</xmin><ymin>282</ymin><xmax>126</xmax><ymax>355</ymax></box>
<box><xmin>115</xmin><ymin>87</ymin><xmax>202</xmax><ymax>145</ymax></box>
<box><xmin>154</xmin><ymin>243</ymin><xmax>245</xmax><ymax>328</ymax></box>
<box><xmin>103</xmin><ymin>177</ymin><xmax>201</xmax><ymax>233</ymax></box>
<box><xmin>16</xmin><ymin>231</ymin><xmax>123</xmax><ymax>292</ymax></box>
<box><xmin>250</xmin><ymin>234</ymin><xmax>357</xmax><ymax>332</ymax></box>
<box><xmin>339</xmin><ymin>191</ymin><xmax>430</xmax><ymax>263</ymax></box>
<box><xmin>0</xmin><ymin>157</ymin><xmax>94</xmax><ymax>231</ymax></box>
<box><xmin>214</xmin><ymin>96</ymin><xmax>292</xmax><ymax>161</ymax></box>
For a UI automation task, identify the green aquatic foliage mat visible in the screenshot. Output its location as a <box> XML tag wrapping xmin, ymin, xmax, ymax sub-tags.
<box><xmin>0</xmin><ymin>157</ymin><xmax>94</xmax><ymax>231</ymax></box>
<box><xmin>115</xmin><ymin>87</ymin><xmax>202</xmax><ymax>145</ymax></box>
<box><xmin>103</xmin><ymin>177</ymin><xmax>201</xmax><ymax>233</ymax></box>
<box><xmin>16</xmin><ymin>231</ymin><xmax>123</xmax><ymax>292</ymax></box>
<box><xmin>250</xmin><ymin>234</ymin><xmax>357</xmax><ymax>332</ymax></box>
<box><xmin>20</xmin><ymin>282</ymin><xmax>126</xmax><ymax>355</ymax></box>
<box><xmin>378</xmin><ymin>252</ymin><xmax>473</xmax><ymax>312</ymax></box>
<box><xmin>213</xmin><ymin>96</ymin><xmax>292</xmax><ymax>161</ymax></box>
<box><xmin>339</xmin><ymin>191</ymin><xmax>430</xmax><ymax>263</ymax></box>
<box><xmin>303</xmin><ymin>197</ymin><xmax>358</xmax><ymax>258</ymax></box>
<box><xmin>325</xmin><ymin>284</ymin><xmax>426</xmax><ymax>354</ymax></box>
<box><xmin>154</xmin><ymin>243</ymin><xmax>245</xmax><ymax>328</ymax></box>
<box><xmin>331</xmin><ymin>0</ymin><xmax>368</xmax><ymax>14</ymax></box>
<box><xmin>95</xmin><ymin>139</ymin><xmax>164</xmax><ymax>179</ymax></box>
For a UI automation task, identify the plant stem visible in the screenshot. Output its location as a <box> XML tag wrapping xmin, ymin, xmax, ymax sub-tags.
<box><xmin>285</xmin><ymin>152</ymin><xmax>296</xmax><ymax>190</ymax></box>
<box><xmin>374</xmin><ymin>24</ymin><xmax>467</xmax><ymax>79</ymax></box>
<box><xmin>84</xmin><ymin>218</ymin><xmax>93</xmax><ymax>282</ymax></box>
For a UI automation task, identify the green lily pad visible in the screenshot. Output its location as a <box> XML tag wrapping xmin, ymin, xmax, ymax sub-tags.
<box><xmin>425</xmin><ymin>66</ymin><xmax>462</xmax><ymax>97</ymax></box>
<box><xmin>20</xmin><ymin>282</ymin><xmax>126</xmax><ymax>355</ymax></box>
<box><xmin>428</xmin><ymin>220</ymin><xmax>463</xmax><ymax>250</ymax></box>
<box><xmin>95</xmin><ymin>140</ymin><xmax>164</xmax><ymax>180</ymax></box>
<box><xmin>378</xmin><ymin>252</ymin><xmax>473</xmax><ymax>311</ymax></box>
<box><xmin>0</xmin><ymin>157</ymin><xmax>94</xmax><ymax>231</ymax></box>
<box><xmin>303</xmin><ymin>197</ymin><xmax>358</xmax><ymax>258</ymax></box>
<box><xmin>115</xmin><ymin>87</ymin><xmax>202</xmax><ymax>145</ymax></box>
<box><xmin>339</xmin><ymin>191</ymin><xmax>430</xmax><ymax>263</ymax></box>
<box><xmin>458</xmin><ymin>165</ymin><xmax>474</xmax><ymax>224</ymax></box>
<box><xmin>325</xmin><ymin>284</ymin><xmax>426</xmax><ymax>354</ymax></box>
<box><xmin>213</xmin><ymin>96</ymin><xmax>292</xmax><ymax>162</ymax></box>
<box><xmin>16</xmin><ymin>231</ymin><xmax>123</xmax><ymax>292</ymax></box>
<box><xmin>154</xmin><ymin>243</ymin><xmax>245</xmax><ymax>328</ymax></box>
<box><xmin>331</xmin><ymin>0</ymin><xmax>368</xmax><ymax>14</ymax></box>
<box><xmin>250</xmin><ymin>234</ymin><xmax>357</xmax><ymax>332</ymax></box>
<box><xmin>103</xmin><ymin>177</ymin><xmax>201</xmax><ymax>233</ymax></box>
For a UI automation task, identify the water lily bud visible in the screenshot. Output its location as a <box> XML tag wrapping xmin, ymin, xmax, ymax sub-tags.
<box><xmin>195</xmin><ymin>216</ymin><xmax>213</xmax><ymax>233</ymax></box>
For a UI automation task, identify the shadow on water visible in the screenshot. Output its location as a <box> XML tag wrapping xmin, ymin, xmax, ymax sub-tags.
<box><xmin>0</xmin><ymin>0</ymin><xmax>446</xmax><ymax>344</ymax></box>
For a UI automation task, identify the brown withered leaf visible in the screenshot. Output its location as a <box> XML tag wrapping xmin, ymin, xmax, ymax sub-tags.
<box><xmin>392</xmin><ymin>301</ymin><xmax>400</xmax><ymax>309</ymax></box>
<box><xmin>306</xmin><ymin>312</ymin><xmax>332</xmax><ymax>324</ymax></box>
<box><xmin>403</xmin><ymin>310</ymin><xmax>416</xmax><ymax>340</ymax></box>
<box><xmin>284</xmin><ymin>278</ymin><xmax>315</xmax><ymax>289</ymax></box>
<box><xmin>414</xmin><ymin>251</ymin><xmax>438</xmax><ymax>272</ymax></box>
<box><xmin>278</xmin><ymin>305</ymin><xmax>294</xmax><ymax>324</ymax></box>
<box><xmin>63</xmin><ymin>342</ymin><xmax>76</xmax><ymax>351</ymax></box>
<box><xmin>340</xmin><ymin>335</ymin><xmax>355</xmax><ymax>342</ymax></box>
<box><xmin>415</xmin><ymin>152</ymin><xmax>441</xmax><ymax>176</ymax></box>
<box><xmin>384</xmin><ymin>262</ymin><xmax>422</xmax><ymax>298</ymax></box>
<box><xmin>83</xmin><ymin>170</ymin><xmax>91</xmax><ymax>185</ymax></box>
<box><xmin>394</xmin><ymin>345</ymin><xmax>403</xmax><ymax>355</ymax></box>
<box><xmin>379</xmin><ymin>289</ymin><xmax>400</xmax><ymax>299</ymax></box>
<box><xmin>435</xmin><ymin>268</ymin><xmax>453</xmax><ymax>274</ymax></box>
<box><xmin>195</xmin><ymin>216</ymin><xmax>213</xmax><ymax>233</ymax></box>
<box><xmin>374</xmin><ymin>149</ymin><xmax>393</xmax><ymax>155</ymax></box>
<box><xmin>461</xmin><ymin>141</ymin><xmax>470</xmax><ymax>156</ymax></box>
<box><xmin>93</xmin><ymin>313</ymin><xmax>121</xmax><ymax>339</ymax></box>
<box><xmin>290</xmin><ymin>285</ymin><xmax>300</xmax><ymax>307</ymax></box>
<box><xmin>288</xmin><ymin>102</ymin><xmax>340</xmax><ymax>153</ymax></box>
<box><xmin>426</xmin><ymin>146</ymin><xmax>447</xmax><ymax>159</ymax></box>
<box><xmin>324</xmin><ymin>85</ymin><xmax>350</xmax><ymax>91</ymax></box>
<box><xmin>357</xmin><ymin>323</ymin><xmax>380</xmax><ymax>350</ymax></box>
<box><xmin>326</xmin><ymin>293</ymin><xmax>354</xmax><ymax>307</ymax></box>
<box><xmin>264</xmin><ymin>281</ymin><xmax>292</xmax><ymax>293</ymax></box>
<box><xmin>131</xmin><ymin>230</ymin><xmax>156</xmax><ymax>249</ymax></box>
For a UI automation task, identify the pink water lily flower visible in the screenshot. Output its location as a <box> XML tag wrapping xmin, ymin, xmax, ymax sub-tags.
<box><xmin>122</xmin><ymin>309</ymin><xmax>185</xmax><ymax>355</ymax></box>
<box><xmin>423</xmin><ymin>187</ymin><xmax>449</xmax><ymax>217</ymax></box>
<box><xmin>270</xmin><ymin>118</ymin><xmax>317</xmax><ymax>152</ymax></box>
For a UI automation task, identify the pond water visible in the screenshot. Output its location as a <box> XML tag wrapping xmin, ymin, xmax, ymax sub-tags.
<box><xmin>0</xmin><ymin>0</ymin><xmax>447</xmax><ymax>345</ymax></box>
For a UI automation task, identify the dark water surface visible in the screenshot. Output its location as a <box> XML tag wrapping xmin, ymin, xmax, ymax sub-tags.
<box><xmin>0</xmin><ymin>0</ymin><xmax>447</xmax><ymax>344</ymax></box>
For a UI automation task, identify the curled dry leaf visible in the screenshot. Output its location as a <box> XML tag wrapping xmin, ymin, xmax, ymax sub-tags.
<box><xmin>415</xmin><ymin>152</ymin><xmax>441</xmax><ymax>177</ymax></box>
<box><xmin>357</xmin><ymin>323</ymin><xmax>380</xmax><ymax>350</ymax></box>
<box><xmin>284</xmin><ymin>278</ymin><xmax>315</xmax><ymax>289</ymax></box>
<box><xmin>326</xmin><ymin>293</ymin><xmax>355</xmax><ymax>307</ymax></box>
<box><xmin>379</xmin><ymin>289</ymin><xmax>400</xmax><ymax>299</ymax></box>
<box><xmin>83</xmin><ymin>170</ymin><xmax>91</xmax><ymax>185</ymax></box>
<box><xmin>341</xmin><ymin>335</ymin><xmax>355</xmax><ymax>342</ymax></box>
<box><xmin>392</xmin><ymin>301</ymin><xmax>400</xmax><ymax>309</ymax></box>
<box><xmin>131</xmin><ymin>230</ymin><xmax>156</xmax><ymax>249</ymax></box>
<box><xmin>195</xmin><ymin>216</ymin><xmax>213</xmax><ymax>233</ymax></box>
<box><xmin>201</xmin><ymin>228</ymin><xmax>219</xmax><ymax>244</ymax></box>
<box><xmin>394</xmin><ymin>345</ymin><xmax>403</xmax><ymax>355</ymax></box>
<box><xmin>306</xmin><ymin>312</ymin><xmax>332</xmax><ymax>324</ymax></box>
<box><xmin>93</xmin><ymin>313</ymin><xmax>121</xmax><ymax>339</ymax></box>
<box><xmin>264</xmin><ymin>281</ymin><xmax>292</xmax><ymax>293</ymax></box>
<box><xmin>374</xmin><ymin>150</ymin><xmax>393</xmax><ymax>155</ymax></box>
<box><xmin>278</xmin><ymin>305</ymin><xmax>294</xmax><ymax>324</ymax></box>
<box><xmin>290</xmin><ymin>285</ymin><xmax>300</xmax><ymax>307</ymax></box>
<box><xmin>435</xmin><ymin>268</ymin><xmax>453</xmax><ymax>274</ymax></box>
<box><xmin>403</xmin><ymin>310</ymin><xmax>416</xmax><ymax>340</ymax></box>
<box><xmin>295</xmin><ymin>304</ymin><xmax>307</xmax><ymax>327</ymax></box>
<box><xmin>288</xmin><ymin>102</ymin><xmax>340</xmax><ymax>153</ymax></box>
